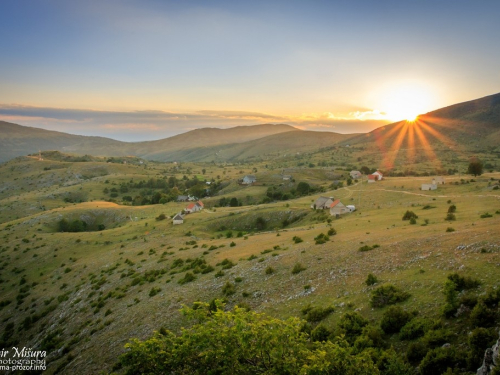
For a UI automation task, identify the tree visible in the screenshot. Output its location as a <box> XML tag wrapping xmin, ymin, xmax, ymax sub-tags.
<box><xmin>119</xmin><ymin>301</ymin><xmax>380</xmax><ymax>375</ymax></box>
<box><xmin>467</xmin><ymin>158</ymin><xmax>483</xmax><ymax>177</ymax></box>
<box><xmin>296</xmin><ymin>182</ymin><xmax>311</xmax><ymax>195</ymax></box>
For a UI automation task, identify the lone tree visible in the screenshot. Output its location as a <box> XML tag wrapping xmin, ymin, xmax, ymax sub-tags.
<box><xmin>467</xmin><ymin>158</ymin><xmax>483</xmax><ymax>177</ymax></box>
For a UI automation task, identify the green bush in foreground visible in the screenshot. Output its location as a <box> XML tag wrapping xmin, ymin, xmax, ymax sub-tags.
<box><xmin>370</xmin><ymin>284</ymin><xmax>411</xmax><ymax>308</ymax></box>
<box><xmin>120</xmin><ymin>302</ymin><xmax>379</xmax><ymax>375</ymax></box>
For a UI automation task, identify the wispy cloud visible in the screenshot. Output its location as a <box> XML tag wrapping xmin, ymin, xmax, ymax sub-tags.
<box><xmin>0</xmin><ymin>104</ymin><xmax>391</xmax><ymax>141</ymax></box>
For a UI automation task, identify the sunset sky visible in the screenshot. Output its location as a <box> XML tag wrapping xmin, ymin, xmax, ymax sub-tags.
<box><xmin>1</xmin><ymin>0</ymin><xmax>499</xmax><ymax>141</ymax></box>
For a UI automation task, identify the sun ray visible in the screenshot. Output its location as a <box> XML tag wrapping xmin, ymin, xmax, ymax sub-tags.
<box><xmin>412</xmin><ymin>119</ymin><xmax>441</xmax><ymax>169</ymax></box>
<box><xmin>381</xmin><ymin>121</ymin><xmax>409</xmax><ymax>170</ymax></box>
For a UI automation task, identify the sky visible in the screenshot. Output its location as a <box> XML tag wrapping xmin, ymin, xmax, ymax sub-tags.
<box><xmin>0</xmin><ymin>0</ymin><xmax>499</xmax><ymax>141</ymax></box>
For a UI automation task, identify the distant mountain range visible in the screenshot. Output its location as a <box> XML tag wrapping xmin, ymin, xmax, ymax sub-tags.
<box><xmin>1</xmin><ymin>92</ymin><xmax>499</xmax><ymax>163</ymax></box>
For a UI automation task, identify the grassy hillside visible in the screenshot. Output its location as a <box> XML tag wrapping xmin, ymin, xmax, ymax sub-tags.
<box><xmin>0</xmin><ymin>153</ymin><xmax>499</xmax><ymax>374</ymax></box>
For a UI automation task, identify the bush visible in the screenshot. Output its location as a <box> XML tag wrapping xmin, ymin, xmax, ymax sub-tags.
<box><xmin>119</xmin><ymin>302</ymin><xmax>380</xmax><ymax>375</ymax></box>
<box><xmin>446</xmin><ymin>227</ymin><xmax>455</xmax><ymax>232</ymax></box>
<box><xmin>292</xmin><ymin>236</ymin><xmax>303</xmax><ymax>244</ymax></box>
<box><xmin>327</xmin><ymin>228</ymin><xmax>337</xmax><ymax>236</ymax></box>
<box><xmin>447</xmin><ymin>205</ymin><xmax>456</xmax><ymax>213</ymax></box>
<box><xmin>467</xmin><ymin>327</ymin><xmax>497</xmax><ymax>370</ymax></box>
<box><xmin>291</xmin><ymin>263</ymin><xmax>306</xmax><ymax>275</ymax></box>
<box><xmin>419</xmin><ymin>347</ymin><xmax>461</xmax><ymax>375</ymax></box>
<box><xmin>265</xmin><ymin>266</ymin><xmax>275</xmax><ymax>275</ymax></box>
<box><xmin>304</xmin><ymin>306</ymin><xmax>334</xmax><ymax>323</ymax></box>
<box><xmin>337</xmin><ymin>312</ymin><xmax>368</xmax><ymax>344</ymax></box>
<box><xmin>178</xmin><ymin>272</ymin><xmax>196</xmax><ymax>285</ymax></box>
<box><xmin>365</xmin><ymin>273</ymin><xmax>378</xmax><ymax>286</ymax></box>
<box><xmin>380</xmin><ymin>306</ymin><xmax>416</xmax><ymax>334</ymax></box>
<box><xmin>311</xmin><ymin>325</ymin><xmax>331</xmax><ymax>342</ymax></box>
<box><xmin>314</xmin><ymin>233</ymin><xmax>329</xmax><ymax>244</ymax></box>
<box><xmin>399</xmin><ymin>318</ymin><xmax>433</xmax><ymax>340</ymax></box>
<box><xmin>470</xmin><ymin>301</ymin><xmax>497</xmax><ymax>328</ymax></box>
<box><xmin>370</xmin><ymin>284</ymin><xmax>411</xmax><ymax>308</ymax></box>
<box><xmin>402</xmin><ymin>211</ymin><xmax>418</xmax><ymax>220</ymax></box>
<box><xmin>155</xmin><ymin>213</ymin><xmax>166</xmax><ymax>221</ymax></box>
<box><xmin>445</xmin><ymin>213</ymin><xmax>456</xmax><ymax>221</ymax></box>
<box><xmin>222</xmin><ymin>282</ymin><xmax>236</xmax><ymax>296</ymax></box>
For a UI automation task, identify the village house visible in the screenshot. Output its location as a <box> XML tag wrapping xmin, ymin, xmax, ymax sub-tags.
<box><xmin>434</xmin><ymin>176</ymin><xmax>445</xmax><ymax>184</ymax></box>
<box><xmin>311</xmin><ymin>196</ymin><xmax>334</xmax><ymax>209</ymax></box>
<box><xmin>350</xmin><ymin>170</ymin><xmax>362</xmax><ymax>179</ymax></box>
<box><xmin>177</xmin><ymin>195</ymin><xmax>189</xmax><ymax>202</ymax></box>
<box><xmin>367</xmin><ymin>175</ymin><xmax>377</xmax><ymax>183</ymax></box>
<box><xmin>241</xmin><ymin>175</ymin><xmax>256</xmax><ymax>185</ymax></box>
<box><xmin>172</xmin><ymin>213</ymin><xmax>184</xmax><ymax>225</ymax></box>
<box><xmin>185</xmin><ymin>200</ymin><xmax>204</xmax><ymax>213</ymax></box>
<box><xmin>421</xmin><ymin>183</ymin><xmax>437</xmax><ymax>191</ymax></box>
<box><xmin>329</xmin><ymin>199</ymin><xmax>349</xmax><ymax>217</ymax></box>
<box><xmin>282</xmin><ymin>175</ymin><xmax>292</xmax><ymax>181</ymax></box>
<box><xmin>372</xmin><ymin>171</ymin><xmax>383</xmax><ymax>180</ymax></box>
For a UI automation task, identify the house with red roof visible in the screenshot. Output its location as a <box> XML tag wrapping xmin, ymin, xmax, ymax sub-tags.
<box><xmin>372</xmin><ymin>171</ymin><xmax>383</xmax><ymax>180</ymax></box>
<box><xmin>185</xmin><ymin>200</ymin><xmax>204</xmax><ymax>214</ymax></box>
<box><xmin>367</xmin><ymin>174</ymin><xmax>377</xmax><ymax>183</ymax></box>
<box><xmin>329</xmin><ymin>199</ymin><xmax>349</xmax><ymax>217</ymax></box>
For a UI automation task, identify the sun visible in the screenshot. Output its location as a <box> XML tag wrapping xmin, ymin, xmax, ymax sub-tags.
<box><xmin>378</xmin><ymin>82</ymin><xmax>436</xmax><ymax>122</ymax></box>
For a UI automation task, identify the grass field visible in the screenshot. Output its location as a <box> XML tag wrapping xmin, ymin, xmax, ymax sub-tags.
<box><xmin>0</xmin><ymin>153</ymin><xmax>499</xmax><ymax>374</ymax></box>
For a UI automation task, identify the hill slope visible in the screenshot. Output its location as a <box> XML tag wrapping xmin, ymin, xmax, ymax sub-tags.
<box><xmin>0</xmin><ymin>122</ymin><xmax>298</xmax><ymax>163</ymax></box>
<box><xmin>346</xmin><ymin>93</ymin><xmax>500</xmax><ymax>152</ymax></box>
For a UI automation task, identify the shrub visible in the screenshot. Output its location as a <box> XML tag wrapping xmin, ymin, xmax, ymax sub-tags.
<box><xmin>291</xmin><ymin>263</ymin><xmax>306</xmax><ymax>275</ymax></box>
<box><xmin>419</xmin><ymin>347</ymin><xmax>460</xmax><ymax>375</ymax></box>
<box><xmin>480</xmin><ymin>212</ymin><xmax>493</xmax><ymax>218</ymax></box>
<box><xmin>409</xmin><ymin>217</ymin><xmax>417</xmax><ymax>225</ymax></box>
<box><xmin>365</xmin><ymin>273</ymin><xmax>378</xmax><ymax>286</ymax></box>
<box><xmin>314</xmin><ymin>233</ymin><xmax>329</xmax><ymax>244</ymax></box>
<box><xmin>304</xmin><ymin>306</ymin><xmax>334</xmax><ymax>323</ymax></box>
<box><xmin>178</xmin><ymin>272</ymin><xmax>196</xmax><ymax>285</ymax></box>
<box><xmin>402</xmin><ymin>211</ymin><xmax>418</xmax><ymax>220</ymax></box>
<box><xmin>370</xmin><ymin>284</ymin><xmax>411</xmax><ymax>308</ymax></box>
<box><xmin>447</xmin><ymin>205</ymin><xmax>456</xmax><ymax>213</ymax></box>
<box><xmin>467</xmin><ymin>327</ymin><xmax>497</xmax><ymax>370</ymax></box>
<box><xmin>380</xmin><ymin>306</ymin><xmax>416</xmax><ymax>334</ymax></box>
<box><xmin>399</xmin><ymin>318</ymin><xmax>433</xmax><ymax>340</ymax></box>
<box><xmin>222</xmin><ymin>282</ymin><xmax>235</xmax><ymax>296</ymax></box>
<box><xmin>445</xmin><ymin>213</ymin><xmax>456</xmax><ymax>221</ymax></box>
<box><xmin>265</xmin><ymin>266</ymin><xmax>275</xmax><ymax>275</ymax></box>
<box><xmin>149</xmin><ymin>287</ymin><xmax>161</xmax><ymax>297</ymax></box>
<box><xmin>470</xmin><ymin>301</ymin><xmax>497</xmax><ymax>328</ymax></box>
<box><xmin>311</xmin><ymin>325</ymin><xmax>331</xmax><ymax>342</ymax></box>
<box><xmin>327</xmin><ymin>228</ymin><xmax>337</xmax><ymax>236</ymax></box>
<box><xmin>446</xmin><ymin>227</ymin><xmax>455</xmax><ymax>232</ymax></box>
<box><xmin>337</xmin><ymin>312</ymin><xmax>368</xmax><ymax>344</ymax></box>
<box><xmin>155</xmin><ymin>213</ymin><xmax>166</xmax><ymax>221</ymax></box>
<box><xmin>229</xmin><ymin>241</ymin><xmax>236</xmax><ymax>247</ymax></box>
<box><xmin>292</xmin><ymin>236</ymin><xmax>303</xmax><ymax>244</ymax></box>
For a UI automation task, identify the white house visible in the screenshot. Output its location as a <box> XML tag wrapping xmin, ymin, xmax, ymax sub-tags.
<box><xmin>173</xmin><ymin>213</ymin><xmax>184</xmax><ymax>225</ymax></box>
<box><xmin>329</xmin><ymin>199</ymin><xmax>349</xmax><ymax>216</ymax></box>
<box><xmin>421</xmin><ymin>183</ymin><xmax>437</xmax><ymax>191</ymax></box>
<box><xmin>242</xmin><ymin>175</ymin><xmax>256</xmax><ymax>185</ymax></box>
<box><xmin>311</xmin><ymin>196</ymin><xmax>334</xmax><ymax>209</ymax></box>
<box><xmin>350</xmin><ymin>171</ymin><xmax>362</xmax><ymax>179</ymax></box>
<box><xmin>434</xmin><ymin>176</ymin><xmax>445</xmax><ymax>185</ymax></box>
<box><xmin>282</xmin><ymin>175</ymin><xmax>292</xmax><ymax>181</ymax></box>
<box><xmin>372</xmin><ymin>171</ymin><xmax>383</xmax><ymax>180</ymax></box>
<box><xmin>185</xmin><ymin>200</ymin><xmax>204</xmax><ymax>213</ymax></box>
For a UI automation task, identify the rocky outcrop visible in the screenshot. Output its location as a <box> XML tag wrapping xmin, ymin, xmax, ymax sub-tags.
<box><xmin>477</xmin><ymin>330</ymin><xmax>500</xmax><ymax>375</ymax></box>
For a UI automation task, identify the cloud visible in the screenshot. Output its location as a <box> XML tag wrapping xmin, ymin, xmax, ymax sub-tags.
<box><xmin>0</xmin><ymin>103</ymin><xmax>391</xmax><ymax>141</ymax></box>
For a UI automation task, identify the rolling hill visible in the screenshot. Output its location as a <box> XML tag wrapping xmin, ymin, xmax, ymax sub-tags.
<box><xmin>345</xmin><ymin>92</ymin><xmax>500</xmax><ymax>152</ymax></box>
